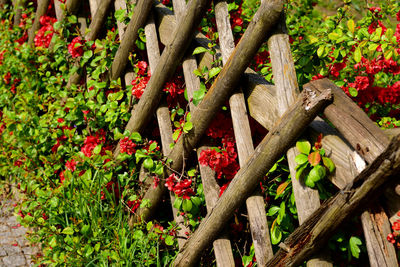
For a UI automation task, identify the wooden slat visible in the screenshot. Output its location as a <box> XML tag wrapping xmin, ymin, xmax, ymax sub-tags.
<box><xmin>13</xmin><ymin>0</ymin><xmax>23</xmax><ymax>26</ymax></box>
<box><xmin>214</xmin><ymin>1</ymin><xmax>273</xmax><ymax>265</ymax></box>
<box><xmin>197</xmin><ymin>146</ymin><xmax>235</xmax><ymax>266</ymax></box>
<box><xmin>140</xmin><ymin>10</ymin><xmax>190</xmax><ymax>248</ymax></box>
<box><xmin>267</xmin><ymin>14</ymin><xmax>332</xmax><ymax>266</ymax></box>
<box><xmin>348</xmin><ymin>152</ymin><xmax>398</xmax><ymax>267</ymax></box>
<box><xmin>110</xmin><ymin>0</ymin><xmax>153</xmax><ymax>81</ymax></box>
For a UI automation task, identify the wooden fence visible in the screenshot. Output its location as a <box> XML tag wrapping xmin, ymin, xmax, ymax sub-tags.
<box><xmin>9</xmin><ymin>0</ymin><xmax>400</xmax><ymax>266</ymax></box>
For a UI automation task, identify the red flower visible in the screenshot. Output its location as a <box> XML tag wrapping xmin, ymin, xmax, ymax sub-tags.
<box><xmin>65</xmin><ymin>159</ymin><xmax>77</xmax><ymax>172</ymax></box>
<box><xmin>349</xmin><ymin>76</ymin><xmax>370</xmax><ymax>91</ymax></box>
<box><xmin>68</xmin><ymin>37</ymin><xmax>85</xmax><ymax>58</ymax></box>
<box><xmin>136</xmin><ymin>61</ymin><xmax>148</xmax><ymax>76</ymax></box>
<box><xmin>120</xmin><ymin>137</ymin><xmax>136</xmax><ymax>155</ymax></box>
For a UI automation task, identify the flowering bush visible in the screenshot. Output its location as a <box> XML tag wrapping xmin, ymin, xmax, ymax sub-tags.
<box><xmin>0</xmin><ymin>0</ymin><xmax>399</xmax><ymax>266</ymax></box>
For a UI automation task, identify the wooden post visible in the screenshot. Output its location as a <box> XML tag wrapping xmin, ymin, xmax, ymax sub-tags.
<box><xmin>214</xmin><ymin>0</ymin><xmax>273</xmax><ymax>264</ymax></box>
<box><xmin>268</xmin><ymin>14</ymin><xmax>332</xmax><ymax>266</ymax></box>
<box><xmin>143</xmin><ymin>10</ymin><xmax>191</xmax><ymax>249</ymax></box>
<box><xmin>170</xmin><ymin>0</ymin><xmax>235</xmax><ymax>264</ymax></box>
<box><xmin>173</xmin><ymin>87</ymin><xmax>333</xmax><ymax>266</ymax></box>
<box><xmin>27</xmin><ymin>0</ymin><xmax>50</xmax><ymax>46</ymax></box>
<box><xmin>197</xmin><ymin>146</ymin><xmax>235</xmax><ymax>266</ymax></box>
<box><xmin>132</xmin><ymin>0</ymin><xmax>283</xmax><ymax>223</ymax></box>
<box><xmin>88</xmin><ymin>0</ymin><xmax>98</xmax><ymax>17</ymax></box>
<box><xmin>112</xmin><ymin>0</ymin><xmax>212</xmax><ymax>158</ymax></box>
<box><xmin>265</xmin><ymin>134</ymin><xmax>400</xmax><ymax>267</ymax></box>
<box><xmin>346</xmin><ymin>152</ymin><xmax>399</xmax><ymax>267</ymax></box>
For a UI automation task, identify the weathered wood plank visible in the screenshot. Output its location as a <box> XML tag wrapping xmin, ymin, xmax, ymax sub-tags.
<box><xmin>266</xmin><ymin>134</ymin><xmax>400</xmax><ymax>267</ymax></box>
<box><xmin>214</xmin><ymin>0</ymin><xmax>273</xmax><ymax>264</ymax></box>
<box><xmin>145</xmin><ymin>10</ymin><xmax>190</xmax><ymax>249</ymax></box>
<box><xmin>304</xmin><ymin>79</ymin><xmax>389</xmax><ymax>164</ymax></box>
<box><xmin>13</xmin><ymin>0</ymin><xmax>23</xmax><ymax>26</ymax></box>
<box><xmin>197</xmin><ymin>146</ymin><xmax>235</xmax><ymax>267</ymax></box>
<box><xmin>173</xmin><ymin>85</ymin><xmax>333</xmax><ymax>266</ymax></box>
<box><xmin>268</xmin><ymin>15</ymin><xmax>332</xmax><ymax>266</ymax></box>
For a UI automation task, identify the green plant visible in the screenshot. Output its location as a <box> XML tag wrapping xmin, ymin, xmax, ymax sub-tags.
<box><xmin>295</xmin><ymin>134</ymin><xmax>335</xmax><ymax>189</ymax></box>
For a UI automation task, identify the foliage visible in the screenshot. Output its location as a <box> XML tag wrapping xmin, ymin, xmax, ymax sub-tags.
<box><xmin>295</xmin><ymin>134</ymin><xmax>335</xmax><ymax>189</ymax></box>
<box><xmin>0</xmin><ymin>0</ymin><xmax>399</xmax><ymax>266</ymax></box>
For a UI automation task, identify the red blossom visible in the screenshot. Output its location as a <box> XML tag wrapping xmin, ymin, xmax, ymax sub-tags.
<box><xmin>120</xmin><ymin>137</ymin><xmax>137</xmax><ymax>155</ymax></box>
<box><xmin>68</xmin><ymin>37</ymin><xmax>85</xmax><ymax>58</ymax></box>
<box><xmin>65</xmin><ymin>159</ymin><xmax>77</xmax><ymax>172</ymax></box>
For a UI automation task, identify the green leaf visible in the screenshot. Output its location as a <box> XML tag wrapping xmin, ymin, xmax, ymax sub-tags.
<box><xmin>83</xmin><ymin>50</ymin><xmax>93</xmax><ymax>60</ymax></box>
<box><xmin>354</xmin><ymin>47</ymin><xmax>362</xmax><ymax>63</ymax></box>
<box><xmin>271</xmin><ymin>222</ymin><xmax>282</xmax><ymax>245</ymax></box>
<box><xmin>308</xmin><ymin>165</ymin><xmax>326</xmax><ymax>182</ymax></box>
<box><xmin>191</xmin><ymin>196</ymin><xmax>202</xmax><ymax>207</ymax></box>
<box><xmin>295</xmin><ymin>153</ymin><xmax>308</xmax><ymax>165</ymax></box>
<box><xmin>322</xmin><ymin>157</ymin><xmax>335</xmax><ymax>172</ymax></box>
<box><xmin>296</xmin><ymin>139</ymin><xmax>311</xmax><ymax>154</ymax></box>
<box><xmin>149</xmin><ymin>142</ymin><xmax>157</xmax><ymax>151</ymax></box>
<box><xmin>384</xmin><ymin>49</ymin><xmax>393</xmax><ymax>60</ymax></box>
<box><xmin>93</xmin><ymin>144</ymin><xmax>102</xmax><ymax>155</ymax></box>
<box><xmin>173</xmin><ymin>197</ymin><xmax>182</xmax><ymax>209</ymax></box>
<box><xmin>267</xmin><ymin>206</ymin><xmax>280</xmax><ymax>216</ymax></box>
<box><xmin>130</xmin><ymin>132</ymin><xmax>142</xmax><ymax>142</ymax></box>
<box><xmin>296</xmin><ymin>164</ymin><xmax>307</xmax><ymax>180</ymax></box>
<box><xmin>183</xmin><ymin>121</ymin><xmax>193</xmax><ymax>133</ymax></box>
<box><xmin>62</xmin><ymin>227</ymin><xmax>74</xmax><ymax>235</ymax></box>
<box><xmin>143</xmin><ymin>158</ymin><xmax>154</xmax><ymax>170</ymax></box>
<box><xmin>368</xmin><ymin>43</ymin><xmax>378</xmax><ymax>52</ymax></box>
<box><xmin>81</xmin><ymin>224</ymin><xmax>90</xmax><ymax>235</ymax></box>
<box><xmin>208</xmin><ymin>67</ymin><xmax>221</xmax><ymax>79</ymax></box>
<box><xmin>50</xmin><ymin>197</ymin><xmax>59</xmax><ymax>208</ymax></box>
<box><xmin>165</xmin><ymin>235</ymin><xmax>174</xmax><ymax>246</ymax></box>
<box><xmin>172</xmin><ymin>129</ymin><xmax>181</xmax><ymax>141</ymax></box>
<box><xmin>304</xmin><ymin>176</ymin><xmax>315</xmax><ymax>188</ymax></box>
<box><xmin>328</xmin><ymin>32</ymin><xmax>340</xmax><ymax>40</ymax></box>
<box><xmin>308</xmin><ymin>151</ymin><xmax>321</xmax><ymax>166</ymax></box>
<box><xmin>182</xmin><ymin>199</ymin><xmax>193</xmax><ymax>212</ymax></box>
<box><xmin>349</xmin><ymin>87</ymin><xmax>358</xmax><ymax>97</ymax></box>
<box><xmin>349</xmin><ymin>236</ymin><xmax>362</xmax><ymax>258</ymax></box>
<box><xmin>192</xmin><ymin>47</ymin><xmax>208</xmax><ymax>55</ymax></box>
<box><xmin>347</xmin><ymin>19</ymin><xmax>355</xmax><ymax>33</ymax></box>
<box><xmin>317</xmin><ymin>46</ymin><xmax>325</xmax><ymax>58</ymax></box>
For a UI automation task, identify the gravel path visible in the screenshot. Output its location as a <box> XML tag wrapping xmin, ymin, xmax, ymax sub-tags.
<box><xmin>0</xmin><ymin>186</ymin><xmax>38</xmax><ymax>267</ymax></box>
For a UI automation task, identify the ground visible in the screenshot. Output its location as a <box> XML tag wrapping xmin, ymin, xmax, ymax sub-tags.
<box><xmin>0</xmin><ymin>183</ymin><xmax>38</xmax><ymax>267</ymax></box>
